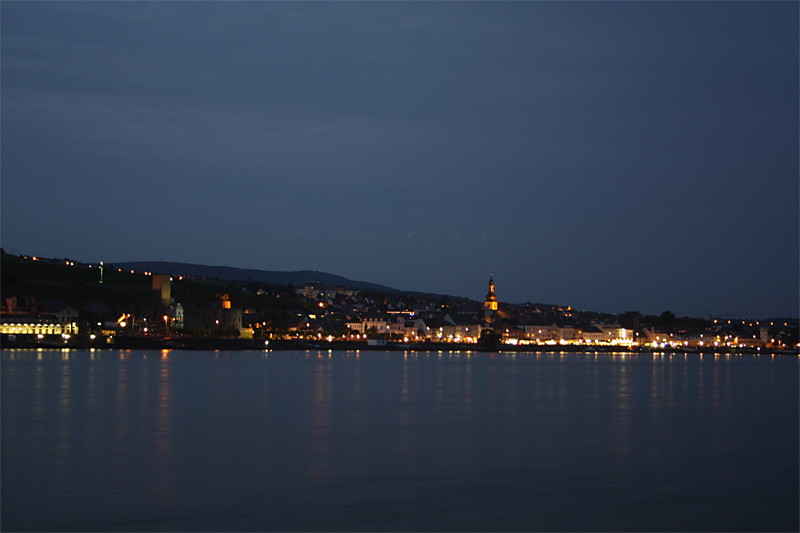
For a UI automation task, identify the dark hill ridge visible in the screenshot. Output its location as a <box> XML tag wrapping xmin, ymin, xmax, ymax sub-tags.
<box><xmin>113</xmin><ymin>261</ymin><xmax>402</xmax><ymax>293</ymax></box>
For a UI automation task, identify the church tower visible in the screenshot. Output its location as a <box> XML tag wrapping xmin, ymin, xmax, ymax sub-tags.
<box><xmin>484</xmin><ymin>274</ymin><xmax>498</xmax><ymax>312</ymax></box>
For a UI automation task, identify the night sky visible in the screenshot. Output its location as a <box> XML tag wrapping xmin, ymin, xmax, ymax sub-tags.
<box><xmin>2</xmin><ymin>2</ymin><xmax>797</xmax><ymax>318</ymax></box>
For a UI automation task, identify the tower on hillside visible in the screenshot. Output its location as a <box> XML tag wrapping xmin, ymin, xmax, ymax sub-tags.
<box><xmin>151</xmin><ymin>274</ymin><xmax>172</xmax><ymax>321</ymax></box>
<box><xmin>484</xmin><ymin>274</ymin><xmax>498</xmax><ymax>321</ymax></box>
<box><xmin>484</xmin><ymin>274</ymin><xmax>498</xmax><ymax>311</ymax></box>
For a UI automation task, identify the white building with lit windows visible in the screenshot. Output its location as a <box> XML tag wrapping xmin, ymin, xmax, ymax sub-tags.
<box><xmin>0</xmin><ymin>315</ymin><xmax>78</xmax><ymax>335</ymax></box>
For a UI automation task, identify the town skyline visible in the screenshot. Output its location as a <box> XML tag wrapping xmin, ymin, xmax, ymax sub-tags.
<box><xmin>4</xmin><ymin>250</ymin><xmax>797</xmax><ymax>324</ymax></box>
<box><xmin>3</xmin><ymin>248</ymin><xmax>797</xmax><ymax>353</ymax></box>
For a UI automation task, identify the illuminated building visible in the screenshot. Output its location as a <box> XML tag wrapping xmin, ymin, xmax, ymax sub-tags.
<box><xmin>167</xmin><ymin>302</ymin><xmax>184</xmax><ymax>330</ymax></box>
<box><xmin>595</xmin><ymin>324</ymin><xmax>632</xmax><ymax>344</ymax></box>
<box><xmin>0</xmin><ymin>315</ymin><xmax>78</xmax><ymax>335</ymax></box>
<box><xmin>582</xmin><ymin>325</ymin><xmax>604</xmax><ymax>342</ymax></box>
<box><xmin>524</xmin><ymin>324</ymin><xmax>558</xmax><ymax>342</ymax></box>
<box><xmin>443</xmin><ymin>314</ymin><xmax>483</xmax><ymax>343</ymax></box>
<box><xmin>483</xmin><ymin>274</ymin><xmax>499</xmax><ymax>324</ymax></box>
<box><xmin>151</xmin><ymin>274</ymin><xmax>172</xmax><ymax>321</ymax></box>
<box><xmin>556</xmin><ymin>325</ymin><xmax>578</xmax><ymax>341</ymax></box>
<box><xmin>184</xmin><ymin>300</ymin><xmax>242</xmax><ymax>331</ymax></box>
<box><xmin>346</xmin><ymin>320</ymin><xmax>366</xmax><ymax>334</ymax></box>
<box><xmin>484</xmin><ymin>274</ymin><xmax>498</xmax><ymax>311</ymax></box>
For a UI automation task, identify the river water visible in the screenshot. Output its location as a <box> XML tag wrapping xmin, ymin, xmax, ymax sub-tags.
<box><xmin>2</xmin><ymin>349</ymin><xmax>797</xmax><ymax>531</ymax></box>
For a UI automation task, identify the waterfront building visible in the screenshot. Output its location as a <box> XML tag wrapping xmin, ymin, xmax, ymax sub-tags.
<box><xmin>528</xmin><ymin>324</ymin><xmax>558</xmax><ymax>342</ymax></box>
<box><xmin>595</xmin><ymin>324</ymin><xmax>631</xmax><ymax>344</ymax></box>
<box><xmin>556</xmin><ymin>325</ymin><xmax>578</xmax><ymax>341</ymax></box>
<box><xmin>362</xmin><ymin>315</ymin><xmax>389</xmax><ymax>333</ymax></box>
<box><xmin>184</xmin><ymin>300</ymin><xmax>242</xmax><ymax>332</ymax></box>
<box><xmin>0</xmin><ymin>314</ymin><xmax>78</xmax><ymax>335</ymax></box>
<box><xmin>582</xmin><ymin>325</ymin><xmax>604</xmax><ymax>343</ymax></box>
<box><xmin>346</xmin><ymin>320</ymin><xmax>366</xmax><ymax>335</ymax></box>
<box><xmin>443</xmin><ymin>314</ymin><xmax>483</xmax><ymax>342</ymax></box>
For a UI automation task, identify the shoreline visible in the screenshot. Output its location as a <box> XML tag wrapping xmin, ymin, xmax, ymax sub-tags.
<box><xmin>1</xmin><ymin>333</ymin><xmax>796</xmax><ymax>355</ymax></box>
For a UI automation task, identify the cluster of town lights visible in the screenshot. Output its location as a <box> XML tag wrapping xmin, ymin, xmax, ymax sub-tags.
<box><xmin>5</xmin><ymin>260</ymin><xmax>795</xmax><ymax>349</ymax></box>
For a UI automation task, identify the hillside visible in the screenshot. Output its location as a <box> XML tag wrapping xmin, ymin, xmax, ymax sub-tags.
<box><xmin>113</xmin><ymin>261</ymin><xmax>401</xmax><ymax>293</ymax></box>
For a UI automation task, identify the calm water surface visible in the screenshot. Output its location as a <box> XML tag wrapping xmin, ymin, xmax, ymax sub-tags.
<box><xmin>2</xmin><ymin>349</ymin><xmax>797</xmax><ymax>531</ymax></box>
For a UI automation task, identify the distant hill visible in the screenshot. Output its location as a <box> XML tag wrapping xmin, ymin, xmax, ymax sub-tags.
<box><xmin>113</xmin><ymin>261</ymin><xmax>402</xmax><ymax>293</ymax></box>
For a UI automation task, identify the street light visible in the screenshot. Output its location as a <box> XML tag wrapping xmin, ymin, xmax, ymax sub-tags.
<box><xmin>164</xmin><ymin>315</ymin><xmax>169</xmax><ymax>336</ymax></box>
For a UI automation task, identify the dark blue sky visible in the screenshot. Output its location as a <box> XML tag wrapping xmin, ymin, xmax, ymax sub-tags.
<box><xmin>2</xmin><ymin>2</ymin><xmax>797</xmax><ymax>318</ymax></box>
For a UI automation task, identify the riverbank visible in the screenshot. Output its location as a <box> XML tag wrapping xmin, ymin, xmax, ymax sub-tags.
<box><xmin>2</xmin><ymin>333</ymin><xmax>796</xmax><ymax>355</ymax></box>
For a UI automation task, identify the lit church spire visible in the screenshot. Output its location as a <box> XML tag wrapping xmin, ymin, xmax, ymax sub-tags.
<box><xmin>484</xmin><ymin>273</ymin><xmax>498</xmax><ymax>312</ymax></box>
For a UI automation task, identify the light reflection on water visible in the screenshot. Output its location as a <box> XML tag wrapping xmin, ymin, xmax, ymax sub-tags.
<box><xmin>150</xmin><ymin>358</ymin><xmax>174</xmax><ymax>507</ymax></box>
<box><xmin>111</xmin><ymin>357</ymin><xmax>130</xmax><ymax>511</ymax></box>
<box><xmin>309</xmin><ymin>358</ymin><xmax>332</xmax><ymax>484</ymax></box>
<box><xmin>1</xmin><ymin>349</ymin><xmax>797</xmax><ymax>532</ymax></box>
